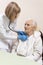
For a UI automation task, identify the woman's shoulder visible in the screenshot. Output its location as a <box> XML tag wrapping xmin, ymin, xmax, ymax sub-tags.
<box><xmin>0</xmin><ymin>13</ymin><xmax>6</xmax><ymax>24</ymax></box>
<box><xmin>0</xmin><ymin>13</ymin><xmax>3</xmax><ymax>22</ymax></box>
<box><xmin>0</xmin><ymin>13</ymin><xmax>4</xmax><ymax>27</ymax></box>
<box><xmin>34</xmin><ymin>31</ymin><xmax>41</xmax><ymax>38</ymax></box>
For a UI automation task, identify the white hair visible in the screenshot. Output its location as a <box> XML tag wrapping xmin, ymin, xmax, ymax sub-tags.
<box><xmin>28</xmin><ymin>18</ymin><xmax>37</xmax><ymax>27</ymax></box>
<box><xmin>32</xmin><ymin>20</ymin><xmax>37</xmax><ymax>27</ymax></box>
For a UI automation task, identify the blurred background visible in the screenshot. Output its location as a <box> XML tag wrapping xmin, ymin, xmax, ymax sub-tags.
<box><xmin>0</xmin><ymin>0</ymin><xmax>43</xmax><ymax>32</ymax></box>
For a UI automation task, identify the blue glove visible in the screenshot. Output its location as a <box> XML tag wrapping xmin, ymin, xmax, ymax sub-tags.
<box><xmin>16</xmin><ymin>31</ymin><xmax>28</xmax><ymax>41</ymax></box>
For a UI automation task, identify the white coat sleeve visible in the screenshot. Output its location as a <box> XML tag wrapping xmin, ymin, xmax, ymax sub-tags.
<box><xmin>0</xmin><ymin>23</ymin><xmax>17</xmax><ymax>40</ymax></box>
<box><xmin>32</xmin><ymin>36</ymin><xmax>42</xmax><ymax>61</ymax></box>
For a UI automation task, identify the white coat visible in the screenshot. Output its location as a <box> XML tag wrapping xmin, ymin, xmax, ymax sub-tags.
<box><xmin>17</xmin><ymin>31</ymin><xmax>42</xmax><ymax>62</ymax></box>
<box><xmin>0</xmin><ymin>14</ymin><xmax>17</xmax><ymax>52</ymax></box>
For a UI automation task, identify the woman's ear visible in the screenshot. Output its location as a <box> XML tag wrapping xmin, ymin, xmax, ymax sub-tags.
<box><xmin>32</xmin><ymin>26</ymin><xmax>36</xmax><ymax>31</ymax></box>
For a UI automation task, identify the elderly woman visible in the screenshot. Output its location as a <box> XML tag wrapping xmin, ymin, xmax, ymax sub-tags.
<box><xmin>0</xmin><ymin>2</ymin><xmax>21</xmax><ymax>52</ymax></box>
<box><xmin>16</xmin><ymin>19</ymin><xmax>42</xmax><ymax>62</ymax></box>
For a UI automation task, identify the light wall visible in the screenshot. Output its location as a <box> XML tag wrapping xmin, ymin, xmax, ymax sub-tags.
<box><xmin>0</xmin><ymin>0</ymin><xmax>43</xmax><ymax>32</ymax></box>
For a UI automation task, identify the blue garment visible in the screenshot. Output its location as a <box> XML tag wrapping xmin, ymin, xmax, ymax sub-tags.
<box><xmin>16</xmin><ymin>31</ymin><xmax>28</xmax><ymax>41</ymax></box>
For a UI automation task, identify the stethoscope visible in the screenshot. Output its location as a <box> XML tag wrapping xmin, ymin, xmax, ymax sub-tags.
<box><xmin>8</xmin><ymin>21</ymin><xmax>18</xmax><ymax>33</ymax></box>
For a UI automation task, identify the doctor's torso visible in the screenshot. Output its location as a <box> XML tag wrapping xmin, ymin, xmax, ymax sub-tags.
<box><xmin>0</xmin><ymin>14</ymin><xmax>17</xmax><ymax>50</ymax></box>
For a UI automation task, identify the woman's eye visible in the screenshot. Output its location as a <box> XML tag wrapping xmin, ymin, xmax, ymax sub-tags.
<box><xmin>25</xmin><ymin>24</ymin><xmax>30</xmax><ymax>26</ymax></box>
<box><xmin>27</xmin><ymin>24</ymin><xmax>30</xmax><ymax>26</ymax></box>
<box><xmin>25</xmin><ymin>24</ymin><xmax>26</xmax><ymax>25</ymax></box>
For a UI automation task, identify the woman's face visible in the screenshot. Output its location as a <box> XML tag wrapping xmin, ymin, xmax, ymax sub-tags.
<box><xmin>24</xmin><ymin>20</ymin><xmax>35</xmax><ymax>35</ymax></box>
